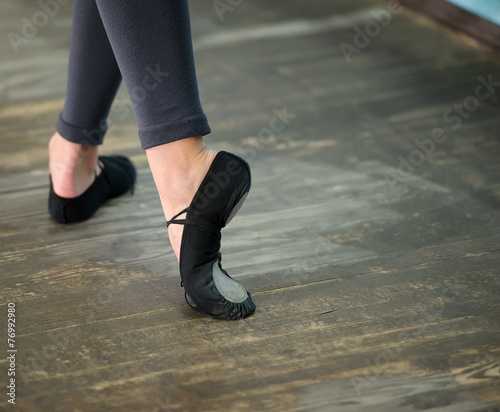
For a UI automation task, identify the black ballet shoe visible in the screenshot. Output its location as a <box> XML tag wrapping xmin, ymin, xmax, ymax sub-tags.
<box><xmin>48</xmin><ymin>155</ymin><xmax>136</xmax><ymax>224</ymax></box>
<box><xmin>167</xmin><ymin>151</ymin><xmax>256</xmax><ymax>320</ymax></box>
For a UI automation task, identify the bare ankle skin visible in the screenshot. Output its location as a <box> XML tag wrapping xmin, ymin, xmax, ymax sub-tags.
<box><xmin>49</xmin><ymin>132</ymin><xmax>100</xmax><ymax>198</ymax></box>
<box><xmin>146</xmin><ymin>135</ymin><xmax>217</xmax><ymax>261</ymax></box>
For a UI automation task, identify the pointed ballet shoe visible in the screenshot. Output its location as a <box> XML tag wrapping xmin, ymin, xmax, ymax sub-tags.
<box><xmin>48</xmin><ymin>155</ymin><xmax>136</xmax><ymax>223</ymax></box>
<box><xmin>167</xmin><ymin>151</ymin><xmax>256</xmax><ymax>320</ymax></box>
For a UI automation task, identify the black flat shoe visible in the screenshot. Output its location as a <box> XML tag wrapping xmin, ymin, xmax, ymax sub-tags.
<box><xmin>48</xmin><ymin>155</ymin><xmax>136</xmax><ymax>224</ymax></box>
<box><xmin>167</xmin><ymin>151</ymin><xmax>256</xmax><ymax>320</ymax></box>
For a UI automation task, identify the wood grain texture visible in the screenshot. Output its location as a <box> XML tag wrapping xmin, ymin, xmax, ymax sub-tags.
<box><xmin>1</xmin><ymin>0</ymin><xmax>500</xmax><ymax>411</ymax></box>
<box><xmin>400</xmin><ymin>0</ymin><xmax>500</xmax><ymax>54</ymax></box>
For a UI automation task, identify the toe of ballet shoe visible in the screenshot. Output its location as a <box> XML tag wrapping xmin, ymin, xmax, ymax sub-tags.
<box><xmin>222</xmin><ymin>292</ymin><xmax>256</xmax><ymax>320</ymax></box>
<box><xmin>48</xmin><ymin>155</ymin><xmax>136</xmax><ymax>224</ymax></box>
<box><xmin>186</xmin><ymin>291</ymin><xmax>256</xmax><ymax>320</ymax></box>
<box><xmin>184</xmin><ymin>258</ymin><xmax>256</xmax><ymax>320</ymax></box>
<box><xmin>210</xmin><ymin>294</ymin><xmax>256</xmax><ymax>320</ymax></box>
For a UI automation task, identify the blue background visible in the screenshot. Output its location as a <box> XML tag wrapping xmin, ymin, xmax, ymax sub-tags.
<box><xmin>445</xmin><ymin>0</ymin><xmax>500</xmax><ymax>25</ymax></box>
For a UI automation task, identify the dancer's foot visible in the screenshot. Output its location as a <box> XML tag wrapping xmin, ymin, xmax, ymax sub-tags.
<box><xmin>146</xmin><ymin>136</ymin><xmax>217</xmax><ymax>261</ymax></box>
<box><xmin>147</xmin><ymin>137</ymin><xmax>255</xmax><ymax>320</ymax></box>
<box><xmin>48</xmin><ymin>132</ymin><xmax>136</xmax><ymax>223</ymax></box>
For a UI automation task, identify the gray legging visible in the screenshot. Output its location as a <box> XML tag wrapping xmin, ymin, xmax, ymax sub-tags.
<box><xmin>56</xmin><ymin>0</ymin><xmax>211</xmax><ymax>149</ymax></box>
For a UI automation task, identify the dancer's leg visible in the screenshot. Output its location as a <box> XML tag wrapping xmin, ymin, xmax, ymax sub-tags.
<box><xmin>50</xmin><ymin>0</ymin><xmax>122</xmax><ymax>198</ymax></box>
<box><xmin>146</xmin><ymin>138</ymin><xmax>216</xmax><ymax>261</ymax></box>
<box><xmin>86</xmin><ymin>0</ymin><xmax>255</xmax><ymax>318</ymax></box>
<box><xmin>94</xmin><ymin>0</ymin><xmax>212</xmax><ymax>259</ymax></box>
<box><xmin>57</xmin><ymin>0</ymin><xmax>122</xmax><ymax>144</ymax></box>
<box><xmin>93</xmin><ymin>0</ymin><xmax>210</xmax><ymax>150</ymax></box>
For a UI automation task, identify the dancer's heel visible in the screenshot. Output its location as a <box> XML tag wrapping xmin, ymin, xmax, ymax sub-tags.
<box><xmin>48</xmin><ymin>155</ymin><xmax>136</xmax><ymax>223</ymax></box>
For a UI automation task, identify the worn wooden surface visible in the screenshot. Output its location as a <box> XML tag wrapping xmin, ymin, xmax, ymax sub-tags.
<box><xmin>1</xmin><ymin>0</ymin><xmax>500</xmax><ymax>411</ymax></box>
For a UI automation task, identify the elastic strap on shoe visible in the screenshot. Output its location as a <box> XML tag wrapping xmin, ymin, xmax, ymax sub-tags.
<box><xmin>166</xmin><ymin>207</ymin><xmax>189</xmax><ymax>227</ymax></box>
<box><xmin>166</xmin><ymin>207</ymin><xmax>220</xmax><ymax>229</ymax></box>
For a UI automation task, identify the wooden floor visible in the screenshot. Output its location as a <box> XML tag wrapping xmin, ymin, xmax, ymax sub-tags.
<box><xmin>1</xmin><ymin>0</ymin><xmax>500</xmax><ymax>411</ymax></box>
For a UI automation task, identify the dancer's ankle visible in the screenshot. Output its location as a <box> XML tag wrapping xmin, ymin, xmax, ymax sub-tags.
<box><xmin>145</xmin><ymin>136</ymin><xmax>218</xmax><ymax>261</ymax></box>
<box><xmin>49</xmin><ymin>132</ymin><xmax>100</xmax><ymax>198</ymax></box>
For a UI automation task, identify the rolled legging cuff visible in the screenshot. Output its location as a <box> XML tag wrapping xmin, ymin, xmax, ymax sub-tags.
<box><xmin>56</xmin><ymin>112</ymin><xmax>107</xmax><ymax>146</ymax></box>
<box><xmin>139</xmin><ymin>112</ymin><xmax>211</xmax><ymax>150</ymax></box>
